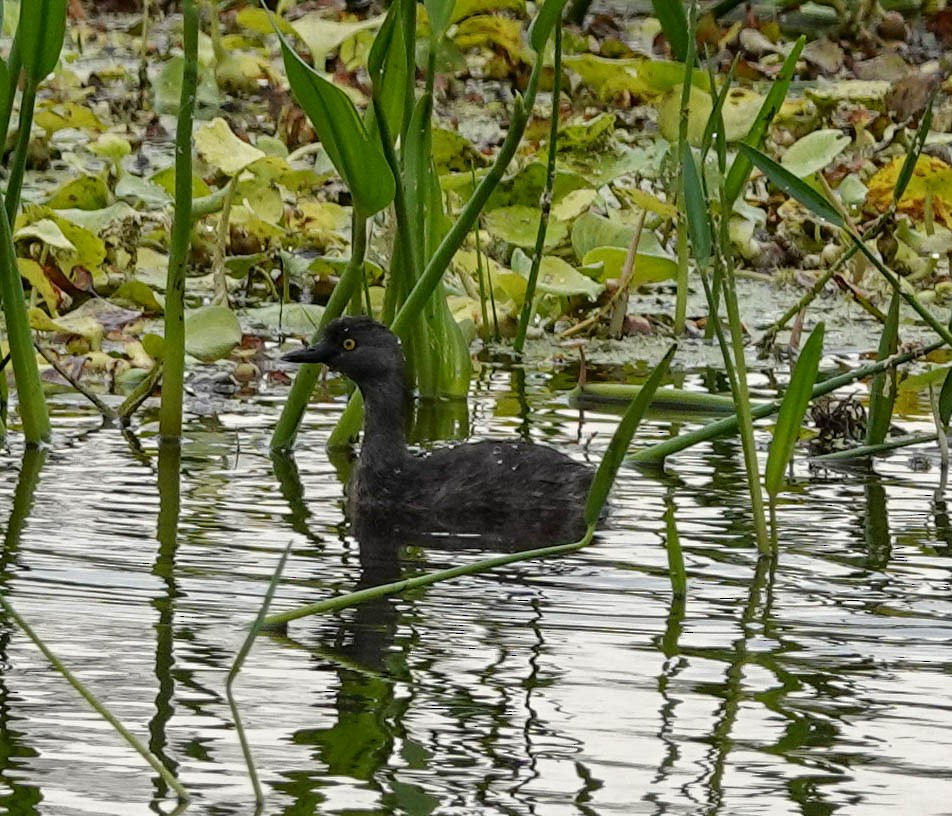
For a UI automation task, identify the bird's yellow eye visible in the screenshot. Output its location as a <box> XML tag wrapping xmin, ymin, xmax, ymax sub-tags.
<box><xmin>342</xmin><ymin>338</ymin><xmax>357</xmax><ymax>351</ymax></box>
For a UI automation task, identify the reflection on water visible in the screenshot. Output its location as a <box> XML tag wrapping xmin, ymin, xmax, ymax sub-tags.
<box><xmin>1</xmin><ymin>367</ymin><xmax>951</xmax><ymax>816</ymax></box>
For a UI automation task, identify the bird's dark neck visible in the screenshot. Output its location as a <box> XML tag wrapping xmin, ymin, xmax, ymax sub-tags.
<box><xmin>356</xmin><ymin>367</ymin><xmax>411</xmax><ymax>472</ymax></box>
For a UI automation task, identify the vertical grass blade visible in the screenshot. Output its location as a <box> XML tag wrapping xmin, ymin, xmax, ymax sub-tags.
<box><xmin>6</xmin><ymin>0</ymin><xmax>66</xmax><ymax>221</ymax></box>
<box><xmin>423</xmin><ymin>0</ymin><xmax>455</xmax><ymax>41</ymax></box>
<box><xmin>721</xmin><ymin>265</ymin><xmax>770</xmax><ymax>552</ymax></box>
<box><xmin>367</xmin><ymin>0</ymin><xmax>409</xmax><ymax>152</ymax></box>
<box><xmin>651</xmin><ymin>0</ymin><xmax>689</xmax><ymax>62</ymax></box>
<box><xmin>765</xmin><ymin>322</ymin><xmax>824</xmax><ymax>500</ymax></box>
<box><xmin>866</xmin><ymin>292</ymin><xmax>899</xmax><ymax>446</ymax></box>
<box><xmin>0</xmin><ymin>40</ymin><xmax>18</xmax><ymax>149</ymax></box>
<box><xmin>939</xmin><ymin>352</ymin><xmax>952</xmax><ymax>429</ymax></box>
<box><xmin>737</xmin><ymin>143</ymin><xmax>845</xmax><ymax>227</ymax></box>
<box><xmin>159</xmin><ymin>0</ymin><xmax>198</xmax><ymax>440</ymax></box>
<box><xmin>390</xmin><ymin>52</ymin><xmax>545</xmax><ymax>338</ymax></box>
<box><xmin>226</xmin><ymin>542</ymin><xmax>293</xmax><ymax>806</ymax></box>
<box><xmin>663</xmin><ymin>497</ymin><xmax>687</xmax><ymax>597</ymax></box>
<box><xmin>723</xmin><ymin>37</ymin><xmax>804</xmax><ymax>207</ymax></box>
<box><xmin>528</xmin><ymin>0</ymin><xmax>570</xmax><ymax>53</ymax></box>
<box><xmin>680</xmin><ymin>141</ymin><xmax>711</xmax><ymax>265</ymax></box>
<box><xmin>18</xmin><ymin>0</ymin><xmax>67</xmax><ymax>83</ymax></box>
<box><xmin>894</xmin><ymin>86</ymin><xmax>938</xmax><ymax>204</ymax></box>
<box><xmin>0</xmin><ymin>196</ymin><xmax>50</xmax><ymax>444</ymax></box>
<box><xmin>514</xmin><ymin>21</ymin><xmax>562</xmax><ymax>353</ymax></box>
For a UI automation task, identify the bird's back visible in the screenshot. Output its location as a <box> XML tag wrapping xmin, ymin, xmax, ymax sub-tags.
<box><xmin>351</xmin><ymin>439</ymin><xmax>593</xmax><ymax>545</ymax></box>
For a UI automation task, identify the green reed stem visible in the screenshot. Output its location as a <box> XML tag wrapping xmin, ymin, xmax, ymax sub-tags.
<box><xmin>632</xmin><ymin>339</ymin><xmax>944</xmax><ymax>465</ymax></box>
<box><xmin>158</xmin><ymin>0</ymin><xmax>198</xmax><ymax>440</ymax></box>
<box><xmin>514</xmin><ymin>21</ymin><xmax>562</xmax><ymax>353</ymax></box>
<box><xmin>4</xmin><ymin>76</ymin><xmax>36</xmax><ymax>224</ymax></box>
<box><xmin>0</xmin><ymin>194</ymin><xmax>50</xmax><ymax>444</ymax></box>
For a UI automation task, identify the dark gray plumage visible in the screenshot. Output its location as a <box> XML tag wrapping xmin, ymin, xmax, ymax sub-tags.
<box><xmin>284</xmin><ymin>316</ymin><xmax>593</xmax><ymax>543</ymax></box>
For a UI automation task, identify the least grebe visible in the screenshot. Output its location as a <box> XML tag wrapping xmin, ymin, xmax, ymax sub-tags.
<box><xmin>283</xmin><ymin>316</ymin><xmax>593</xmax><ymax>542</ymax></box>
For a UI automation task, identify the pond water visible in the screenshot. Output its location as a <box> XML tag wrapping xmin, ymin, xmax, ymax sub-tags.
<box><xmin>1</xmin><ymin>362</ymin><xmax>951</xmax><ymax>816</ymax></box>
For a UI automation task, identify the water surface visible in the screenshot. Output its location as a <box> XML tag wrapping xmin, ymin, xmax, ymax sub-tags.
<box><xmin>1</xmin><ymin>366</ymin><xmax>950</xmax><ymax>815</ymax></box>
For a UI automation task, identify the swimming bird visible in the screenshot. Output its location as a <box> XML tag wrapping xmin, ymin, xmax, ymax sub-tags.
<box><xmin>283</xmin><ymin>316</ymin><xmax>593</xmax><ymax>543</ymax></box>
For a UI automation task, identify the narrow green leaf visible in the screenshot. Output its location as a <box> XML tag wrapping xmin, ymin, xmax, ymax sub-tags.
<box><xmin>367</xmin><ymin>0</ymin><xmax>407</xmax><ymax>139</ymax></box>
<box><xmin>528</xmin><ymin>0</ymin><xmax>570</xmax><ymax>53</ymax></box>
<box><xmin>866</xmin><ymin>291</ymin><xmax>899</xmax><ymax>445</ymax></box>
<box><xmin>738</xmin><ymin>143</ymin><xmax>845</xmax><ymax>227</ymax></box>
<box><xmin>226</xmin><ymin>541</ymin><xmax>293</xmax><ymax>806</ymax></box>
<box><xmin>651</xmin><ymin>0</ymin><xmax>689</xmax><ymax>62</ymax></box>
<box><xmin>680</xmin><ymin>142</ymin><xmax>711</xmax><ymax>264</ymax></box>
<box><xmin>585</xmin><ymin>344</ymin><xmax>677</xmax><ymax>527</ymax></box>
<box><xmin>403</xmin><ymin>92</ymin><xmax>434</xmax><ymax>262</ymax></box>
<box><xmin>811</xmin><ymin>432</ymin><xmax>937</xmax><ymax>462</ymax></box>
<box><xmin>940</xmin><ymin>360</ymin><xmax>952</xmax><ymax>427</ymax></box>
<box><xmin>894</xmin><ymin>84</ymin><xmax>939</xmax><ymax>203</ymax></box>
<box><xmin>18</xmin><ymin>0</ymin><xmax>67</xmax><ymax>83</ymax></box>
<box><xmin>0</xmin><ymin>58</ymin><xmax>9</xmax><ymax>129</ymax></box>
<box><xmin>765</xmin><ymin>322</ymin><xmax>824</xmax><ymax>498</ymax></box>
<box><xmin>724</xmin><ymin>36</ymin><xmax>804</xmax><ymax>206</ymax></box>
<box><xmin>0</xmin><ymin>192</ymin><xmax>50</xmax><ymax>444</ymax></box>
<box><xmin>423</xmin><ymin>0</ymin><xmax>456</xmax><ymax>40</ymax></box>
<box><xmin>279</xmin><ymin>36</ymin><xmax>395</xmax><ymax>217</ymax></box>
<box><xmin>701</xmin><ymin>58</ymin><xmax>738</xmax><ymax>160</ymax></box>
<box><xmin>664</xmin><ymin>500</ymin><xmax>686</xmax><ymax>597</ymax></box>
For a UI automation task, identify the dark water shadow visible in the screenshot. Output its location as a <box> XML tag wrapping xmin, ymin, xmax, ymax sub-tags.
<box><xmin>149</xmin><ymin>439</ymin><xmax>183</xmax><ymax>811</ymax></box>
<box><xmin>0</xmin><ymin>447</ymin><xmax>47</xmax><ymax>816</ymax></box>
<box><xmin>267</xmin><ymin>437</ymin><xmax>597</xmax><ymax>812</ymax></box>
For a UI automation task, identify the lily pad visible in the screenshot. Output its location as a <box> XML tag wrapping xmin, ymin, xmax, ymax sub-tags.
<box><xmin>113</xmin><ymin>280</ymin><xmax>164</xmax><ymax>313</ymax></box>
<box><xmin>581</xmin><ymin>246</ymin><xmax>677</xmax><ymax>285</ymax></box>
<box><xmin>153</xmin><ymin>55</ymin><xmax>222</xmax><ymax>114</ymax></box>
<box><xmin>116</xmin><ymin>174</ymin><xmax>173</xmax><ymax>208</ymax></box>
<box><xmin>15</xmin><ymin>218</ymin><xmax>76</xmax><ymax>251</ymax></box>
<box><xmin>195</xmin><ymin>118</ymin><xmax>266</xmax><ymax>177</ymax></box>
<box><xmin>29</xmin><ymin>308</ymin><xmax>103</xmax><ymax>346</ymax></box>
<box><xmin>185</xmin><ymin>306</ymin><xmax>242</xmax><ymax>362</ymax></box>
<box><xmin>34</xmin><ymin>102</ymin><xmax>106</xmax><ymax>135</ymax></box>
<box><xmin>432</xmin><ymin>127</ymin><xmax>489</xmax><ymax>173</ymax></box>
<box><xmin>563</xmin><ymin>55</ymin><xmax>644</xmax><ymax>100</ymax></box>
<box><xmin>867</xmin><ymin>155</ymin><xmax>952</xmax><ymax>226</ymax></box>
<box><xmin>53</xmin><ymin>201</ymin><xmax>139</xmax><ymax>235</ymax></box>
<box><xmin>511</xmin><ymin>251</ymin><xmax>604</xmax><ymax>301</ymax></box>
<box><xmin>244</xmin><ymin>303</ymin><xmax>325</xmax><ymax>337</ymax></box>
<box><xmin>19</xmin><ymin>259</ymin><xmax>60</xmax><ymax>313</ymax></box>
<box><xmin>290</xmin><ymin>12</ymin><xmax>384</xmax><ymax>66</ymax></box>
<box><xmin>658</xmin><ymin>85</ymin><xmax>762</xmax><ymax>145</ymax></box>
<box><xmin>806</xmin><ymin>79</ymin><xmax>891</xmax><ymax>107</ymax></box>
<box><xmin>572</xmin><ymin>210</ymin><xmax>638</xmax><ymax>259</ymax></box>
<box><xmin>483</xmin><ymin>205</ymin><xmax>568</xmax><ymax>249</ymax></box>
<box><xmin>142</xmin><ymin>333</ymin><xmax>165</xmax><ymax>361</ymax></box>
<box><xmin>46</xmin><ymin>175</ymin><xmax>111</xmax><ymax>210</ymax></box>
<box><xmin>558</xmin><ymin>113</ymin><xmax>616</xmax><ymax>153</ymax></box>
<box><xmin>781</xmin><ymin>129</ymin><xmax>850</xmax><ymax>178</ymax></box>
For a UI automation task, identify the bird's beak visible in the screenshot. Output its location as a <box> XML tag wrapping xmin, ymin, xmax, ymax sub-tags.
<box><xmin>282</xmin><ymin>339</ymin><xmax>335</xmax><ymax>365</ymax></box>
